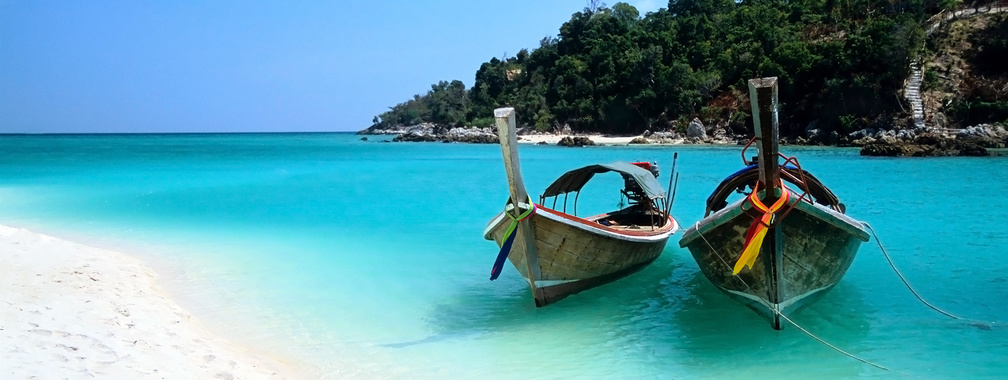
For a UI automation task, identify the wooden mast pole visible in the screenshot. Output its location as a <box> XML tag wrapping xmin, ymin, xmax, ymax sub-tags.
<box><xmin>494</xmin><ymin>107</ymin><xmax>546</xmax><ymax>306</ymax></box>
<box><xmin>749</xmin><ymin>77</ymin><xmax>780</xmax><ymax>190</ymax></box>
<box><xmin>748</xmin><ymin>77</ymin><xmax>785</xmax><ymax>329</ymax></box>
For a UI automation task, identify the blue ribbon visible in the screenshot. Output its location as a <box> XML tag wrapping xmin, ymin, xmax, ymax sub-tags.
<box><xmin>490</xmin><ymin>196</ymin><xmax>536</xmax><ymax>280</ymax></box>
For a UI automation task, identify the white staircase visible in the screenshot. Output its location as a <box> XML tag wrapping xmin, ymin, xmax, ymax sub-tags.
<box><xmin>904</xmin><ymin>62</ymin><xmax>926</xmax><ymax>130</ymax></box>
<box><xmin>904</xmin><ymin>6</ymin><xmax>1008</xmax><ymax>131</ymax></box>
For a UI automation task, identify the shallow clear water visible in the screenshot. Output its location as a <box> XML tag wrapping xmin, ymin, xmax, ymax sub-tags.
<box><xmin>1</xmin><ymin>133</ymin><xmax>1006</xmax><ymax>378</ymax></box>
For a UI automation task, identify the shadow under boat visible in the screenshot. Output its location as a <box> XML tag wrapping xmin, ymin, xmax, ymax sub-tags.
<box><xmin>387</xmin><ymin>253</ymin><xmax>686</xmax><ymax>349</ymax></box>
<box><xmin>666</xmin><ymin>268</ymin><xmax>875</xmax><ymax>378</ymax></box>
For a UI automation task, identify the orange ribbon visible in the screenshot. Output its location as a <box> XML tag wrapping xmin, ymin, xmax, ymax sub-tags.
<box><xmin>733</xmin><ymin>182</ymin><xmax>790</xmax><ymax>275</ymax></box>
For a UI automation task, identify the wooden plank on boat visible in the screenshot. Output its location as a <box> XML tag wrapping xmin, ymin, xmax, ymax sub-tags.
<box><xmin>749</xmin><ymin>77</ymin><xmax>783</xmax><ymax>329</ymax></box>
<box><xmin>494</xmin><ymin>107</ymin><xmax>546</xmax><ymax>305</ymax></box>
<box><xmin>748</xmin><ymin>77</ymin><xmax>780</xmax><ymax>190</ymax></box>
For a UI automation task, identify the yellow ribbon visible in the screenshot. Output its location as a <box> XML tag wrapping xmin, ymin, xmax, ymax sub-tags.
<box><xmin>733</xmin><ymin>182</ymin><xmax>790</xmax><ymax>275</ymax></box>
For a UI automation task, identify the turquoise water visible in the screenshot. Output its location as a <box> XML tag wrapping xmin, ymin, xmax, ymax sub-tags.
<box><xmin>1</xmin><ymin>133</ymin><xmax>1006</xmax><ymax>379</ymax></box>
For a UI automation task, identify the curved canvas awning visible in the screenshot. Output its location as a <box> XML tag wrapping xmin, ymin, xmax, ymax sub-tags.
<box><xmin>542</xmin><ymin>162</ymin><xmax>666</xmax><ymax>200</ymax></box>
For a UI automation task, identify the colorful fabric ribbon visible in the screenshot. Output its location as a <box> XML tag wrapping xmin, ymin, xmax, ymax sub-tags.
<box><xmin>490</xmin><ymin>196</ymin><xmax>537</xmax><ymax>280</ymax></box>
<box><xmin>733</xmin><ymin>182</ymin><xmax>790</xmax><ymax>275</ymax></box>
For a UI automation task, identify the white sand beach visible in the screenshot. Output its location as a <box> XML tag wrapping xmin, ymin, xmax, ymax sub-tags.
<box><xmin>516</xmin><ymin>133</ymin><xmax>640</xmax><ymax>146</ymax></box>
<box><xmin>0</xmin><ymin>225</ymin><xmax>303</xmax><ymax>379</ymax></box>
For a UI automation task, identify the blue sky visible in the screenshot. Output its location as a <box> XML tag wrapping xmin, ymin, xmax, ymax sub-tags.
<box><xmin>1</xmin><ymin>1</ymin><xmax>664</xmax><ymax>133</ymax></box>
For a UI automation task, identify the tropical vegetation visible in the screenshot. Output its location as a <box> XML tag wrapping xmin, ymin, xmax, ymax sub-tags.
<box><xmin>369</xmin><ymin>0</ymin><xmax>1006</xmax><ymax>137</ymax></box>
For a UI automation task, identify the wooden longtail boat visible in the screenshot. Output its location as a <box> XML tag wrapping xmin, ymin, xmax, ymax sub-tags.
<box><xmin>678</xmin><ymin>78</ymin><xmax>870</xmax><ymax>329</ymax></box>
<box><xmin>484</xmin><ymin>107</ymin><xmax>679</xmax><ymax>307</ymax></box>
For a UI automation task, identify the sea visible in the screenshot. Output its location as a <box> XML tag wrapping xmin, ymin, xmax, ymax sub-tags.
<box><xmin>1</xmin><ymin>132</ymin><xmax>1006</xmax><ymax>379</ymax></box>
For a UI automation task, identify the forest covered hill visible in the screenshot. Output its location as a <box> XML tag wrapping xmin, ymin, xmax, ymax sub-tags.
<box><xmin>362</xmin><ymin>0</ymin><xmax>1007</xmax><ymax>140</ymax></box>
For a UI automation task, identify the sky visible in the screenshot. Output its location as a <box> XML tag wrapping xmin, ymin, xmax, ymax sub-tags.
<box><xmin>1</xmin><ymin>0</ymin><xmax>664</xmax><ymax>133</ymax></box>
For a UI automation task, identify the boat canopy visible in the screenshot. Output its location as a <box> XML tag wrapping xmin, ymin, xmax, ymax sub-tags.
<box><xmin>542</xmin><ymin>162</ymin><xmax>666</xmax><ymax>200</ymax></box>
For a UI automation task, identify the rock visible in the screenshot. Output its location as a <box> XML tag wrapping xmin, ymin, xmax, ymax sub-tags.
<box><xmin>365</xmin><ymin>122</ymin><xmax>437</xmax><ymax>136</ymax></box>
<box><xmin>649</xmin><ymin>131</ymin><xmax>678</xmax><ymax>139</ymax></box>
<box><xmin>686</xmin><ymin>118</ymin><xmax>706</xmax><ymax>139</ymax></box>
<box><xmin>360</xmin><ymin>137</ymin><xmax>368</xmax><ymax>141</ymax></box>
<box><xmin>860</xmin><ymin>133</ymin><xmax>990</xmax><ymax>157</ymax></box>
<box><xmin>859</xmin><ymin>142</ymin><xmax>897</xmax><ymax>156</ymax></box>
<box><xmin>646</xmin><ymin>130</ymin><xmax>685</xmax><ymax>144</ymax></box>
<box><xmin>860</xmin><ymin>138</ymin><xmax>919</xmax><ymax>156</ymax></box>
<box><xmin>850</xmin><ymin>136</ymin><xmax>876</xmax><ymax>147</ymax></box>
<box><xmin>896</xmin><ymin>129</ymin><xmax>916</xmax><ymax>141</ymax></box>
<box><xmin>629</xmin><ymin>137</ymin><xmax>650</xmax><ymax>144</ymax></box>
<box><xmin>958</xmin><ymin>124</ymin><xmax>1008</xmax><ymax>148</ymax></box>
<box><xmin>392</xmin><ymin>131</ymin><xmax>436</xmax><ymax>142</ymax></box>
<box><xmin>557</xmin><ymin>136</ymin><xmax>595</xmax><ymax>147</ymax></box>
<box><xmin>804</xmin><ymin>120</ymin><xmax>818</xmax><ymax>134</ymax></box>
<box><xmin>443</xmin><ymin>126</ymin><xmax>498</xmax><ymax>143</ymax></box>
<box><xmin>932</xmin><ymin>112</ymin><xmax>949</xmax><ymax>129</ymax></box>
<box><xmin>849</xmin><ymin>128</ymin><xmax>876</xmax><ymax>140</ymax></box>
<box><xmin>959</xmin><ymin>139</ymin><xmax>990</xmax><ymax>156</ymax></box>
<box><xmin>391</xmin><ymin>125</ymin><xmax>498</xmax><ymax>143</ymax></box>
<box><xmin>805</xmin><ymin>128</ymin><xmax>822</xmax><ymax>143</ymax></box>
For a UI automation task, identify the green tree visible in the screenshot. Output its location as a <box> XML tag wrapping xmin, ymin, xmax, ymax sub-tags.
<box><xmin>370</xmin><ymin>0</ymin><xmax>938</xmax><ymax>138</ymax></box>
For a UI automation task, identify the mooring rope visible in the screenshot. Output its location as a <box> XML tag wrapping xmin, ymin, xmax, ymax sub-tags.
<box><xmin>863</xmin><ymin>222</ymin><xmax>962</xmax><ymax>320</ymax></box>
<box><xmin>864</xmin><ymin>222</ymin><xmax>1001</xmax><ymax>329</ymax></box>
<box><xmin>773</xmin><ymin>311</ymin><xmax>908</xmax><ymax>375</ymax></box>
<box><xmin>693</xmin><ymin>222</ymin><xmax>905</xmax><ymax>375</ymax></box>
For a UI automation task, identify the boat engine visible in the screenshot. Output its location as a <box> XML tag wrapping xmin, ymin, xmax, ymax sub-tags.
<box><xmin>622</xmin><ymin>162</ymin><xmax>660</xmax><ymax>205</ymax></box>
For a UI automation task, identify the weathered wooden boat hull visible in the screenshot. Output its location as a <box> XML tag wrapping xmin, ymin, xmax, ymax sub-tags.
<box><xmin>485</xmin><ymin>206</ymin><xmax>676</xmax><ymax>306</ymax></box>
<box><xmin>679</xmin><ymin>190</ymin><xmax>869</xmax><ymax>327</ymax></box>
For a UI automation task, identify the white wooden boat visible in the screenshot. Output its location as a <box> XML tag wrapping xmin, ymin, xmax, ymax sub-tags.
<box><xmin>484</xmin><ymin>107</ymin><xmax>679</xmax><ymax>306</ymax></box>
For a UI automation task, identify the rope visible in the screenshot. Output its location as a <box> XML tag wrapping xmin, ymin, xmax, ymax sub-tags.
<box><xmin>692</xmin><ymin>222</ymin><xmax>904</xmax><ymax>375</ymax></box>
<box><xmin>864</xmin><ymin>222</ymin><xmax>961</xmax><ymax>319</ymax></box>
<box><xmin>865</xmin><ymin>222</ymin><xmax>1001</xmax><ymax>328</ymax></box>
<box><xmin>774</xmin><ymin>312</ymin><xmax>909</xmax><ymax>375</ymax></box>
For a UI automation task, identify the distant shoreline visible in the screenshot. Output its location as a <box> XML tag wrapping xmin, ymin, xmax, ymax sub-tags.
<box><xmin>359</xmin><ymin>123</ymin><xmax>1008</xmax><ymax>156</ymax></box>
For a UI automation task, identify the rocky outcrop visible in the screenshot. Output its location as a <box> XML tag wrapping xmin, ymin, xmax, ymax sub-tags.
<box><xmin>686</xmin><ymin>118</ymin><xmax>707</xmax><ymax>140</ymax></box>
<box><xmin>805</xmin><ymin>121</ymin><xmax>841</xmax><ymax>145</ymax></box>
<box><xmin>643</xmin><ymin>130</ymin><xmax>686</xmax><ymax>144</ymax></box>
<box><xmin>642</xmin><ymin>120</ymin><xmax>741</xmax><ymax>145</ymax></box>
<box><xmin>388</xmin><ymin>124</ymin><xmax>498</xmax><ymax>143</ymax></box>
<box><xmin>358</xmin><ymin>124</ymin><xmax>425</xmax><ymax>135</ymax></box>
<box><xmin>367</xmin><ymin>121</ymin><xmax>1006</xmax><ymax>153</ymax></box>
<box><xmin>629</xmin><ymin>137</ymin><xmax>650</xmax><ymax>144</ymax></box>
<box><xmin>557</xmin><ymin>136</ymin><xmax>596</xmax><ymax>147</ymax></box>
<box><xmin>441</xmin><ymin>127</ymin><xmax>498</xmax><ymax>143</ymax></box>
<box><xmin>957</xmin><ymin>124</ymin><xmax>1008</xmax><ymax>144</ymax></box>
<box><xmin>859</xmin><ymin>133</ymin><xmax>994</xmax><ymax>156</ymax></box>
